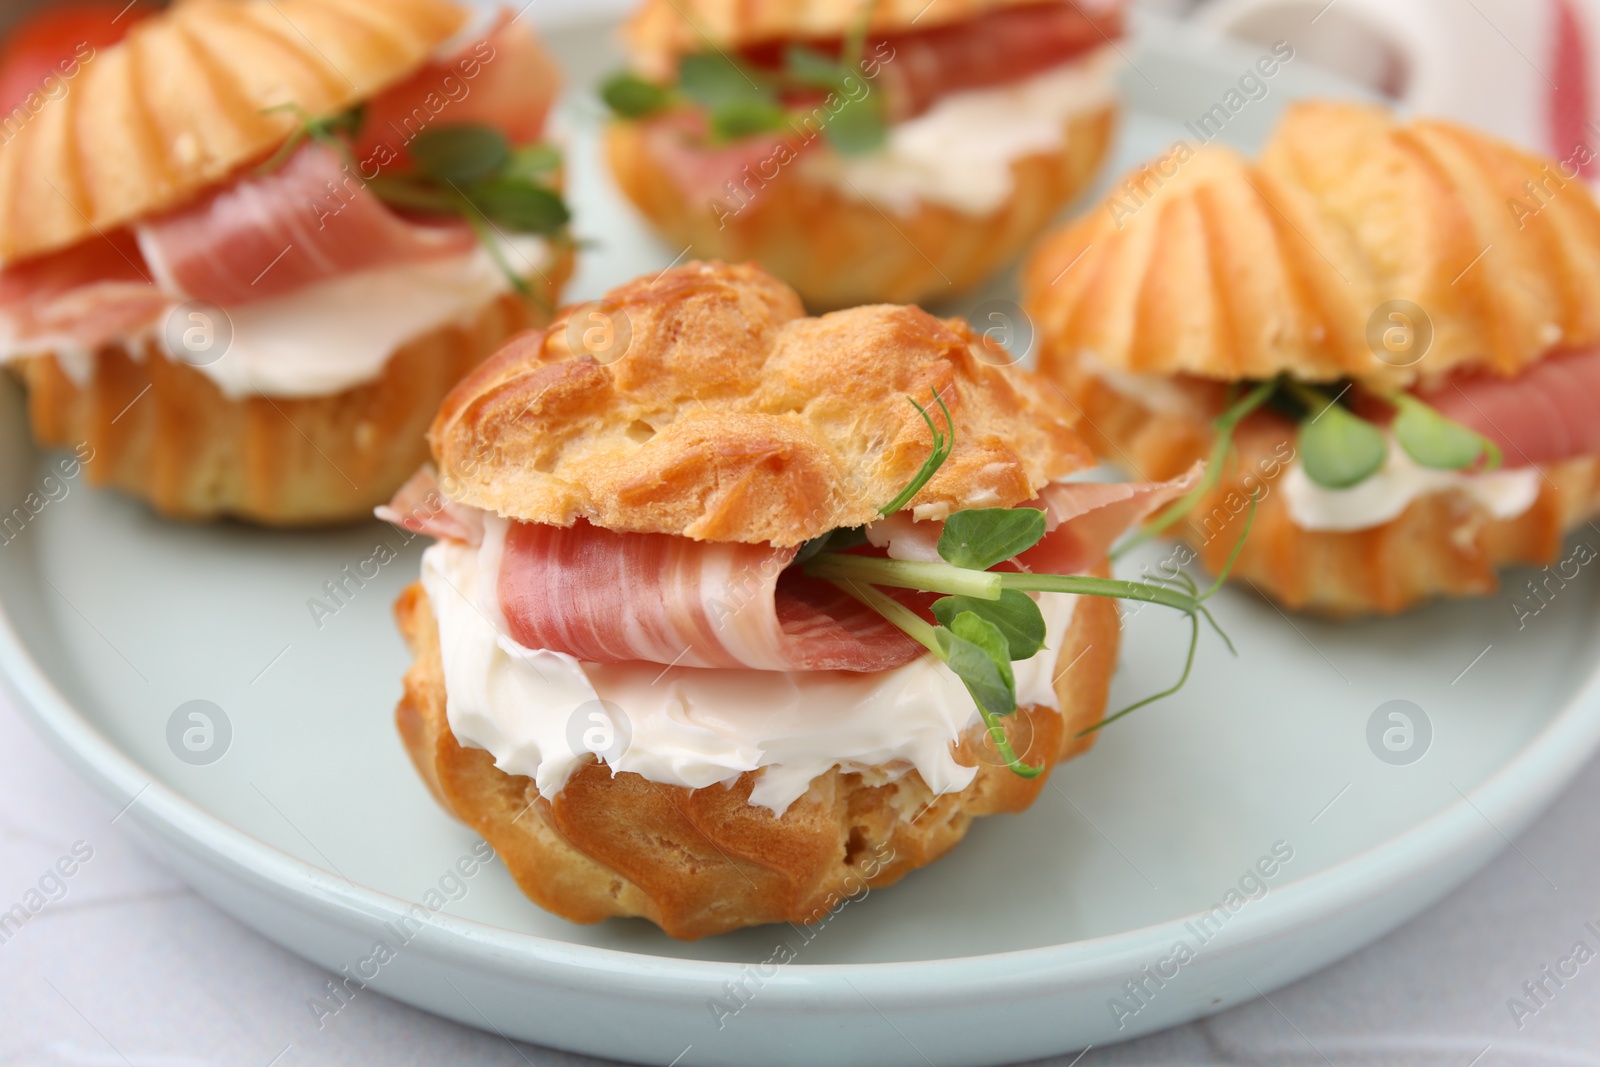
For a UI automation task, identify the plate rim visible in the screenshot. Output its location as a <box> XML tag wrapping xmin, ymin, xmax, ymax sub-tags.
<box><xmin>6</xmin><ymin>546</ymin><xmax>1600</xmax><ymax>1003</ymax></box>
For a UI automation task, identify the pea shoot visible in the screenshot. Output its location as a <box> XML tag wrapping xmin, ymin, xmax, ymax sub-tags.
<box><xmin>799</xmin><ymin>390</ymin><xmax>1247</xmax><ymax>779</ymax></box>
<box><xmin>258</xmin><ymin>107</ymin><xmax>572</xmax><ymax>298</ymax></box>
<box><xmin>598</xmin><ymin>0</ymin><xmax>889</xmax><ymax>156</ymax></box>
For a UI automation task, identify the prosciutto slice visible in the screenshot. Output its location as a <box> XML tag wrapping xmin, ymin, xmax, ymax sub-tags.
<box><xmin>865</xmin><ymin>465</ymin><xmax>1203</xmax><ymax>573</ymax></box>
<box><xmin>1416</xmin><ymin>347</ymin><xmax>1600</xmax><ymax>467</ymax></box>
<box><xmin>136</xmin><ymin>143</ymin><xmax>475</xmax><ymax>306</ymax></box>
<box><xmin>356</xmin><ymin>14</ymin><xmax>559</xmax><ymax>172</ymax></box>
<box><xmin>0</xmin><ymin>231</ymin><xmax>168</xmax><ymax>354</ymax></box>
<box><xmin>497</xmin><ymin>520</ymin><xmax>926</xmax><ymax>672</ymax></box>
<box><xmin>484</xmin><ymin>465</ymin><xmax>1201</xmax><ymax>673</ymax></box>
<box><xmin>375</xmin><ymin>466</ymin><xmax>486</xmax><ymax>547</ymax></box>
<box><xmin>796</xmin><ymin>2</ymin><xmax>1119</xmax><ymax>122</ymax></box>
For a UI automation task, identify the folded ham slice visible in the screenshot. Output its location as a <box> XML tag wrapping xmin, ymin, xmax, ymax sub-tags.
<box><xmin>377</xmin><ymin>465</ymin><xmax>486</xmax><ymax>547</ymax></box>
<box><xmin>416</xmin><ymin>464</ymin><xmax>1201</xmax><ymax>674</ymax></box>
<box><xmin>136</xmin><ymin>143</ymin><xmax>476</xmax><ymax>307</ymax></box>
<box><xmin>0</xmin><ymin>231</ymin><xmax>168</xmax><ymax>355</ymax></box>
<box><xmin>498</xmin><ymin>520</ymin><xmax>927</xmax><ymax>672</ymax></box>
<box><xmin>357</xmin><ymin>14</ymin><xmax>559</xmax><ymax>173</ymax></box>
<box><xmin>1417</xmin><ymin>347</ymin><xmax>1600</xmax><ymax>467</ymax></box>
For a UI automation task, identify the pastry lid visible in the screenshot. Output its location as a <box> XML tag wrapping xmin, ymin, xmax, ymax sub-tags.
<box><xmin>0</xmin><ymin>0</ymin><xmax>467</xmax><ymax>264</ymax></box>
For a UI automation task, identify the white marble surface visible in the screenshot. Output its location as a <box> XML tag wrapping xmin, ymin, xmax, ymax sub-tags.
<box><xmin>5</xmin><ymin>684</ymin><xmax>1600</xmax><ymax>1067</ymax></box>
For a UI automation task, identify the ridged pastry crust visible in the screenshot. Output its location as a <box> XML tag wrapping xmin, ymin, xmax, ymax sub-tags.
<box><xmin>393</xmin><ymin>568</ymin><xmax>1119</xmax><ymax>939</ymax></box>
<box><xmin>0</xmin><ymin>0</ymin><xmax>468</xmax><ymax>263</ymax></box>
<box><xmin>1066</xmin><ymin>370</ymin><xmax>1600</xmax><ymax>614</ymax></box>
<box><xmin>430</xmin><ymin>260</ymin><xmax>1096</xmax><ymax>546</ymax></box>
<box><xmin>622</xmin><ymin>0</ymin><xmax>1092</xmax><ymax>79</ymax></box>
<box><xmin>15</xmin><ymin>255</ymin><xmax>570</xmax><ymax>526</ymax></box>
<box><xmin>1025</xmin><ymin>100</ymin><xmax>1600</xmax><ymax>390</ymax></box>
<box><xmin>606</xmin><ymin>106</ymin><xmax>1117</xmax><ymax>311</ymax></box>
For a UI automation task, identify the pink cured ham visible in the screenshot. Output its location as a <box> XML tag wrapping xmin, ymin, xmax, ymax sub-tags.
<box><xmin>753</xmin><ymin>2</ymin><xmax>1121</xmax><ymax>122</ymax></box>
<box><xmin>0</xmin><ymin>231</ymin><xmax>168</xmax><ymax>353</ymax></box>
<box><xmin>488</xmin><ymin>465</ymin><xmax>1202</xmax><ymax>673</ymax></box>
<box><xmin>1416</xmin><ymin>347</ymin><xmax>1600</xmax><ymax>467</ymax></box>
<box><xmin>498</xmin><ymin>520</ymin><xmax>926</xmax><ymax>672</ymax></box>
<box><xmin>136</xmin><ymin>143</ymin><xmax>475</xmax><ymax>307</ymax></box>
<box><xmin>865</xmin><ymin>465</ymin><xmax>1203</xmax><ymax>574</ymax></box>
<box><xmin>357</xmin><ymin>14</ymin><xmax>559</xmax><ymax>172</ymax></box>
<box><xmin>376</xmin><ymin>466</ymin><xmax>486</xmax><ymax>547</ymax></box>
<box><xmin>643</xmin><ymin>110</ymin><xmax>801</xmax><ymax>205</ymax></box>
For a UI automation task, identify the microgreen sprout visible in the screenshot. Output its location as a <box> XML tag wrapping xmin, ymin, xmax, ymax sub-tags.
<box><xmin>255</xmin><ymin>108</ymin><xmax>571</xmax><ymax>298</ymax></box>
<box><xmin>599</xmin><ymin>0</ymin><xmax>889</xmax><ymax>156</ymax></box>
<box><xmin>800</xmin><ymin>394</ymin><xmax>1250</xmax><ymax>778</ymax></box>
<box><xmin>877</xmin><ymin>389</ymin><xmax>954</xmax><ymax>517</ymax></box>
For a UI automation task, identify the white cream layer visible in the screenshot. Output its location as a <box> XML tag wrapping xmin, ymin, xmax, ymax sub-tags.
<box><xmin>802</xmin><ymin>48</ymin><xmax>1119</xmax><ymax>216</ymax></box>
<box><xmin>1</xmin><ymin>237</ymin><xmax>545</xmax><ymax>400</ymax></box>
<box><xmin>1284</xmin><ymin>434</ymin><xmax>1541</xmax><ymax>532</ymax></box>
<box><xmin>423</xmin><ymin>516</ymin><xmax>1079</xmax><ymax>816</ymax></box>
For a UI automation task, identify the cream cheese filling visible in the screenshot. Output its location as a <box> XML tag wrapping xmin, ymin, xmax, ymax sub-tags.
<box><xmin>1283</xmin><ymin>434</ymin><xmax>1541</xmax><ymax>532</ymax></box>
<box><xmin>801</xmin><ymin>47</ymin><xmax>1119</xmax><ymax>217</ymax></box>
<box><xmin>0</xmin><ymin>236</ymin><xmax>546</xmax><ymax>400</ymax></box>
<box><xmin>1084</xmin><ymin>364</ymin><xmax>1543</xmax><ymax>533</ymax></box>
<box><xmin>424</xmin><ymin>515</ymin><xmax>1080</xmax><ymax>816</ymax></box>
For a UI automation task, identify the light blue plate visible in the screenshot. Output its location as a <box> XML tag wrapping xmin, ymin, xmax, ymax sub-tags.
<box><xmin>3</xmin><ymin>14</ymin><xmax>1597</xmax><ymax>1066</ymax></box>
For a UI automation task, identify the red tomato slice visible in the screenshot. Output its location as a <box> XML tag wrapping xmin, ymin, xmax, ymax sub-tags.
<box><xmin>0</xmin><ymin>2</ymin><xmax>143</xmax><ymax>113</ymax></box>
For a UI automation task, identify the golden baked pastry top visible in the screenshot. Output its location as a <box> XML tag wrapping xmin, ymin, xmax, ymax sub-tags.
<box><xmin>430</xmin><ymin>260</ymin><xmax>1094</xmax><ymax>545</ymax></box>
<box><xmin>1024</xmin><ymin>100</ymin><xmax>1600</xmax><ymax>388</ymax></box>
<box><xmin>0</xmin><ymin>0</ymin><xmax>468</xmax><ymax>264</ymax></box>
<box><xmin>622</xmin><ymin>0</ymin><xmax>1057</xmax><ymax>78</ymax></box>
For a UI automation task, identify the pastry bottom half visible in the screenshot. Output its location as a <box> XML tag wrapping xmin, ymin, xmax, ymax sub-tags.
<box><xmin>393</xmin><ymin>573</ymin><xmax>1120</xmax><ymax>940</ymax></box>
<box><xmin>11</xmin><ymin>255</ymin><xmax>571</xmax><ymax>527</ymax></box>
<box><xmin>606</xmin><ymin>106</ymin><xmax>1117</xmax><ymax>312</ymax></box>
<box><xmin>1064</xmin><ymin>371</ymin><xmax>1600</xmax><ymax>615</ymax></box>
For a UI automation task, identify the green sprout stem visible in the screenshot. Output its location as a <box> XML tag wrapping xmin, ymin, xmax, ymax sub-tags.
<box><xmin>803</xmin><ymin>553</ymin><xmax>1002</xmax><ymax>600</ymax></box>
<box><xmin>878</xmin><ymin>390</ymin><xmax>953</xmax><ymax>517</ymax></box>
<box><xmin>1113</xmin><ymin>378</ymin><xmax>1277</xmax><ymax>560</ymax></box>
<box><xmin>828</xmin><ymin>579</ymin><xmax>1042</xmax><ymax>778</ymax></box>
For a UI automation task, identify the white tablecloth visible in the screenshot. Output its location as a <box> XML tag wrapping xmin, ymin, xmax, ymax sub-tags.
<box><xmin>4</xmin><ymin>687</ymin><xmax>1598</xmax><ymax>1067</ymax></box>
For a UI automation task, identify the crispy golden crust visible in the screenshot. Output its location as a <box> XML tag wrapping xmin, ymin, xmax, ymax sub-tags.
<box><xmin>16</xmin><ymin>254</ymin><xmax>570</xmax><ymax>525</ymax></box>
<box><xmin>606</xmin><ymin>106</ymin><xmax>1117</xmax><ymax>311</ymax></box>
<box><xmin>429</xmin><ymin>260</ymin><xmax>1097</xmax><ymax>545</ymax></box>
<box><xmin>1024</xmin><ymin>100</ymin><xmax>1600</xmax><ymax>389</ymax></box>
<box><xmin>622</xmin><ymin>0</ymin><xmax>1077</xmax><ymax>79</ymax></box>
<box><xmin>0</xmin><ymin>0</ymin><xmax>468</xmax><ymax>264</ymax></box>
<box><xmin>393</xmin><ymin>570</ymin><xmax>1118</xmax><ymax>940</ymax></box>
<box><xmin>1064</xmin><ymin>369</ymin><xmax>1600</xmax><ymax>614</ymax></box>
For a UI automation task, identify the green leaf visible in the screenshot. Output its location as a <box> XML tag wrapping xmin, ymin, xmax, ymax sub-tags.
<box><xmin>504</xmin><ymin>143</ymin><xmax>562</xmax><ymax>182</ymax></box>
<box><xmin>468</xmin><ymin>180</ymin><xmax>571</xmax><ymax>235</ymax></box>
<box><xmin>708</xmin><ymin>98</ymin><xmax>790</xmax><ymax>143</ymax></box>
<box><xmin>824</xmin><ymin>93</ymin><xmax>888</xmax><ymax>156</ymax></box>
<box><xmin>937</xmin><ymin>508</ymin><xmax>1047</xmax><ymax>571</ymax></box>
<box><xmin>1298</xmin><ymin>396</ymin><xmax>1388</xmax><ymax>489</ymax></box>
<box><xmin>410</xmin><ymin>125</ymin><xmax>510</xmax><ymax>184</ymax></box>
<box><xmin>880</xmin><ymin>390</ymin><xmax>954</xmax><ymax>516</ymax></box>
<box><xmin>1392</xmin><ymin>395</ymin><xmax>1490</xmax><ymax>471</ymax></box>
<box><xmin>934</xmin><ymin>612</ymin><xmax>1016</xmax><ymax>717</ymax></box>
<box><xmin>932</xmin><ymin>590</ymin><xmax>1046</xmax><ymax>660</ymax></box>
<box><xmin>784</xmin><ymin>44</ymin><xmax>848</xmax><ymax>90</ymax></box>
<box><xmin>678</xmin><ymin>53</ymin><xmax>770</xmax><ymax>109</ymax></box>
<box><xmin>601</xmin><ymin>72</ymin><xmax>675</xmax><ymax>118</ymax></box>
